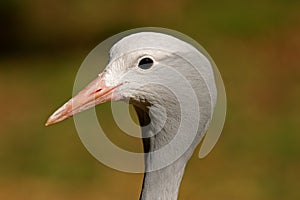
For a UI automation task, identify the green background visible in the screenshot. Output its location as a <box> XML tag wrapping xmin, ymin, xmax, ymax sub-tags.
<box><xmin>0</xmin><ymin>0</ymin><xmax>299</xmax><ymax>199</ymax></box>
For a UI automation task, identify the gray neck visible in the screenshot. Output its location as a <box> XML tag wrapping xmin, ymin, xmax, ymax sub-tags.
<box><xmin>140</xmin><ymin>158</ymin><xmax>186</xmax><ymax>200</ymax></box>
<box><xmin>132</xmin><ymin>75</ymin><xmax>213</xmax><ymax>200</ymax></box>
<box><xmin>134</xmin><ymin>101</ymin><xmax>189</xmax><ymax>200</ymax></box>
<box><xmin>140</xmin><ymin>126</ymin><xmax>188</xmax><ymax>200</ymax></box>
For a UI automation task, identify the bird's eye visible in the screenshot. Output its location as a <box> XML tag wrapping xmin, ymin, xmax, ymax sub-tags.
<box><xmin>138</xmin><ymin>57</ymin><xmax>154</xmax><ymax>70</ymax></box>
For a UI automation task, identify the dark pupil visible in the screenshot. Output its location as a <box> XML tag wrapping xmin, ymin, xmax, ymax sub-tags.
<box><xmin>138</xmin><ymin>57</ymin><xmax>153</xmax><ymax>69</ymax></box>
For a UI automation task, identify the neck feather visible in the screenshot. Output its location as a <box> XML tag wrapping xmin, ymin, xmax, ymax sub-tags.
<box><xmin>133</xmin><ymin>102</ymin><xmax>188</xmax><ymax>200</ymax></box>
<box><xmin>140</xmin><ymin>158</ymin><xmax>186</xmax><ymax>200</ymax></box>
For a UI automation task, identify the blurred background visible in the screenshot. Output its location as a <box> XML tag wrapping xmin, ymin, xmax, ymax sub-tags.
<box><xmin>0</xmin><ymin>0</ymin><xmax>299</xmax><ymax>199</ymax></box>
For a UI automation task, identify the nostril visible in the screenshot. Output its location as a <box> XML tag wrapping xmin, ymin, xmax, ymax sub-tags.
<box><xmin>91</xmin><ymin>88</ymin><xmax>102</xmax><ymax>95</ymax></box>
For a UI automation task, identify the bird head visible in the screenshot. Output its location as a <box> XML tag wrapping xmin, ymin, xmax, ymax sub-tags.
<box><xmin>46</xmin><ymin>32</ymin><xmax>217</xmax><ymax>126</ymax></box>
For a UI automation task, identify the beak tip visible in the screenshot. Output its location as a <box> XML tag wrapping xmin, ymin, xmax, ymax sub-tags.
<box><xmin>45</xmin><ymin>117</ymin><xmax>54</xmax><ymax>126</ymax></box>
<box><xmin>45</xmin><ymin>102</ymin><xmax>71</xmax><ymax>127</ymax></box>
<box><xmin>45</xmin><ymin>121</ymin><xmax>51</xmax><ymax>126</ymax></box>
<box><xmin>45</xmin><ymin>113</ymin><xmax>66</xmax><ymax>126</ymax></box>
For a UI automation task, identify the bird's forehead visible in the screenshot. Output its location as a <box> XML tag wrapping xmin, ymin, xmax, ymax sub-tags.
<box><xmin>109</xmin><ymin>32</ymin><xmax>194</xmax><ymax>59</ymax></box>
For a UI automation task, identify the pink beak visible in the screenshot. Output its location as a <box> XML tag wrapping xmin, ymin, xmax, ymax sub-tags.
<box><xmin>45</xmin><ymin>73</ymin><xmax>120</xmax><ymax>126</ymax></box>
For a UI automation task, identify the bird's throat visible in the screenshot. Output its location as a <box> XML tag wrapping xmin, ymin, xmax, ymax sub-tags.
<box><xmin>133</xmin><ymin>102</ymin><xmax>187</xmax><ymax>200</ymax></box>
<box><xmin>140</xmin><ymin>129</ymin><xmax>187</xmax><ymax>200</ymax></box>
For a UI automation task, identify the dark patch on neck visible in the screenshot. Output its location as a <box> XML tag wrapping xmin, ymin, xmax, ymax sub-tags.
<box><xmin>130</xmin><ymin>98</ymin><xmax>152</xmax><ymax>154</ymax></box>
